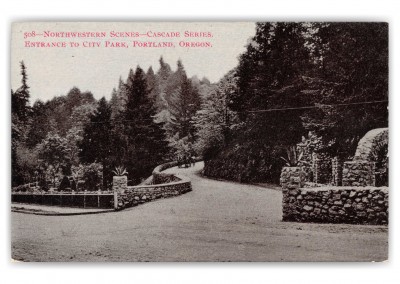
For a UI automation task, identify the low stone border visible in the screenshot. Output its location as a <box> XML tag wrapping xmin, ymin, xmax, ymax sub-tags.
<box><xmin>113</xmin><ymin>162</ymin><xmax>192</xmax><ymax>210</ymax></box>
<box><xmin>12</xmin><ymin>162</ymin><xmax>192</xmax><ymax>212</ymax></box>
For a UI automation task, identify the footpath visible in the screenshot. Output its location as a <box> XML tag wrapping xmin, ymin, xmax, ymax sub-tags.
<box><xmin>11</xmin><ymin>203</ymin><xmax>114</xmax><ymax>216</ymax></box>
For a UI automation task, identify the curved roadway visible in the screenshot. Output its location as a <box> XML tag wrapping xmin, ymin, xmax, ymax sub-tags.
<box><xmin>12</xmin><ymin>162</ymin><xmax>388</xmax><ymax>261</ymax></box>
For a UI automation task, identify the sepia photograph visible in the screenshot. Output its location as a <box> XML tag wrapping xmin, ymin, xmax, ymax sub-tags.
<box><xmin>10</xmin><ymin>21</ymin><xmax>388</xmax><ymax>262</ymax></box>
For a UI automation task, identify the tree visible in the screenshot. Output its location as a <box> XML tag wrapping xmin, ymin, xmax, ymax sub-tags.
<box><xmin>12</xmin><ymin>61</ymin><xmax>31</xmax><ymax>121</ymax></box>
<box><xmin>193</xmin><ymin>69</ymin><xmax>239</xmax><ymax>159</ymax></box>
<box><xmin>203</xmin><ymin>22</ymin><xmax>388</xmax><ymax>184</ymax></box>
<box><xmin>221</xmin><ymin>22</ymin><xmax>314</xmax><ymax>182</ymax></box>
<box><xmin>65</xmin><ymin>127</ymin><xmax>83</xmax><ymax>166</ymax></box>
<box><xmin>26</xmin><ymin>92</ymin><xmax>96</xmax><ymax>150</ymax></box>
<box><xmin>190</xmin><ymin>75</ymin><xmax>216</xmax><ymax>100</ymax></box>
<box><xmin>36</xmin><ymin>87</ymin><xmax>96</xmax><ymax>136</ymax></box>
<box><xmin>26</xmin><ymin>100</ymin><xmax>48</xmax><ymax>148</ymax></box>
<box><xmin>163</xmin><ymin>59</ymin><xmax>187</xmax><ymax>103</ymax></box>
<box><xmin>37</xmin><ymin>133</ymin><xmax>70</xmax><ymax>187</ymax></box>
<box><xmin>15</xmin><ymin>144</ymin><xmax>40</xmax><ymax>185</ymax></box>
<box><xmin>79</xmin><ymin>97</ymin><xmax>113</xmax><ymax>188</ymax></box>
<box><xmin>160</xmin><ymin>61</ymin><xmax>202</xmax><ymax>158</ymax></box>
<box><xmin>122</xmin><ymin>66</ymin><xmax>169</xmax><ymax>184</ymax></box>
<box><xmin>12</xmin><ymin>61</ymin><xmax>32</xmax><ymax>186</ymax></box>
<box><xmin>110</xmin><ymin>77</ymin><xmax>128</xmax><ymax>119</ymax></box>
<box><xmin>146</xmin><ymin>66</ymin><xmax>164</xmax><ymax>110</ymax></box>
<box><xmin>71</xmin><ymin>162</ymin><xmax>103</xmax><ymax>191</ymax></box>
<box><xmin>156</xmin><ymin>56</ymin><xmax>172</xmax><ymax>82</ymax></box>
<box><xmin>231</xmin><ymin>22</ymin><xmax>313</xmax><ymax>146</ymax></box>
<box><xmin>301</xmin><ymin>22</ymin><xmax>388</xmax><ymax>158</ymax></box>
<box><xmin>169</xmin><ymin>74</ymin><xmax>201</xmax><ymax>140</ymax></box>
<box><xmin>69</xmin><ymin>103</ymin><xmax>97</xmax><ymax>131</ymax></box>
<box><xmin>146</xmin><ymin>66</ymin><xmax>157</xmax><ymax>94</ymax></box>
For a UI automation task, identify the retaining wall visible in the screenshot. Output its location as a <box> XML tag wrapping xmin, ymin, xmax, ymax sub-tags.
<box><xmin>281</xmin><ymin>167</ymin><xmax>388</xmax><ymax>225</ymax></box>
<box><xmin>113</xmin><ymin>162</ymin><xmax>191</xmax><ymax>210</ymax></box>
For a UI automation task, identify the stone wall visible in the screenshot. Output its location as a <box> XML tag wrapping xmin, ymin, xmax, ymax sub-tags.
<box><xmin>283</xmin><ymin>186</ymin><xmax>388</xmax><ymax>225</ymax></box>
<box><xmin>113</xmin><ymin>162</ymin><xmax>192</xmax><ymax>210</ymax></box>
<box><xmin>282</xmin><ymin>128</ymin><xmax>389</xmax><ymax>225</ymax></box>
<box><xmin>281</xmin><ymin>167</ymin><xmax>388</xmax><ymax>225</ymax></box>
<box><xmin>115</xmin><ymin>178</ymin><xmax>191</xmax><ymax>209</ymax></box>
<box><xmin>342</xmin><ymin>161</ymin><xmax>375</xmax><ymax>187</ymax></box>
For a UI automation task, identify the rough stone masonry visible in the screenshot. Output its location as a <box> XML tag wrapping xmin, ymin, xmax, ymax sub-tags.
<box><xmin>112</xmin><ymin>162</ymin><xmax>192</xmax><ymax>210</ymax></box>
<box><xmin>281</xmin><ymin>167</ymin><xmax>388</xmax><ymax>225</ymax></box>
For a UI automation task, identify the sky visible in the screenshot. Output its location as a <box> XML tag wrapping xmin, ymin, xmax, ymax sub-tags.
<box><xmin>11</xmin><ymin>22</ymin><xmax>256</xmax><ymax>103</ymax></box>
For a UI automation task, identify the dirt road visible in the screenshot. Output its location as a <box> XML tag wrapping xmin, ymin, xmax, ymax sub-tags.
<box><xmin>11</xmin><ymin>162</ymin><xmax>388</xmax><ymax>261</ymax></box>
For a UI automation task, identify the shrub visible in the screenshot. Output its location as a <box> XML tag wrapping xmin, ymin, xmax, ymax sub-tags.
<box><xmin>71</xmin><ymin>163</ymin><xmax>103</xmax><ymax>191</ymax></box>
<box><xmin>12</xmin><ymin>184</ymin><xmax>30</xmax><ymax>192</ymax></box>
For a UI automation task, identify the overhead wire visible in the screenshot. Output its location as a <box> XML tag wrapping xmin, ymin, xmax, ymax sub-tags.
<box><xmin>27</xmin><ymin>99</ymin><xmax>388</xmax><ymax>125</ymax></box>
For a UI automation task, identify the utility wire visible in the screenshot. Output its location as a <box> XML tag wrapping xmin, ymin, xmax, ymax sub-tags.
<box><xmin>25</xmin><ymin>99</ymin><xmax>388</xmax><ymax>126</ymax></box>
<box><xmin>244</xmin><ymin>100</ymin><xmax>388</xmax><ymax>113</ymax></box>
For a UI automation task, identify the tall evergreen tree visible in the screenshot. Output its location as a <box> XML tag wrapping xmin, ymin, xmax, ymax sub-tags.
<box><xmin>164</xmin><ymin>59</ymin><xmax>186</xmax><ymax>102</ymax></box>
<box><xmin>110</xmin><ymin>77</ymin><xmax>128</xmax><ymax>119</ymax></box>
<box><xmin>12</xmin><ymin>61</ymin><xmax>31</xmax><ymax>122</ymax></box>
<box><xmin>209</xmin><ymin>22</ymin><xmax>315</xmax><ymax>182</ymax></box>
<box><xmin>157</xmin><ymin>56</ymin><xmax>172</xmax><ymax>82</ymax></box>
<box><xmin>169</xmin><ymin>73</ymin><xmax>202</xmax><ymax>140</ymax></box>
<box><xmin>232</xmin><ymin>22</ymin><xmax>312</xmax><ymax>144</ymax></box>
<box><xmin>109</xmin><ymin>87</ymin><xmax>119</xmax><ymax>117</ymax></box>
<box><xmin>146</xmin><ymin>66</ymin><xmax>156</xmax><ymax>90</ymax></box>
<box><xmin>228</xmin><ymin>22</ymin><xmax>313</xmax><ymax>156</ymax></box>
<box><xmin>146</xmin><ymin>66</ymin><xmax>160</xmax><ymax>103</ymax></box>
<box><xmin>123</xmin><ymin>66</ymin><xmax>169</xmax><ymax>184</ymax></box>
<box><xmin>12</xmin><ymin>61</ymin><xmax>32</xmax><ymax>186</ymax></box>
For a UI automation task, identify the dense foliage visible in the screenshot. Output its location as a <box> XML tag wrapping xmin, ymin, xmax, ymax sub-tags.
<box><xmin>301</xmin><ymin>22</ymin><xmax>388</xmax><ymax>158</ymax></box>
<box><xmin>202</xmin><ymin>22</ymin><xmax>388</xmax><ymax>183</ymax></box>
<box><xmin>12</xmin><ymin>58</ymin><xmax>212</xmax><ymax>189</ymax></box>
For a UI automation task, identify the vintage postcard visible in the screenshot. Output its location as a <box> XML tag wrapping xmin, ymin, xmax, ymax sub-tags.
<box><xmin>11</xmin><ymin>22</ymin><xmax>388</xmax><ymax>262</ymax></box>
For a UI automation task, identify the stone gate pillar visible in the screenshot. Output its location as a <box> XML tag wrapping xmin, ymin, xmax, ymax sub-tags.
<box><xmin>280</xmin><ymin>167</ymin><xmax>306</xmax><ymax>221</ymax></box>
<box><xmin>112</xmin><ymin>176</ymin><xmax>128</xmax><ymax>193</ymax></box>
<box><xmin>312</xmin><ymin>152</ymin><xmax>332</xmax><ymax>184</ymax></box>
<box><xmin>332</xmin><ymin>156</ymin><xmax>344</xmax><ymax>186</ymax></box>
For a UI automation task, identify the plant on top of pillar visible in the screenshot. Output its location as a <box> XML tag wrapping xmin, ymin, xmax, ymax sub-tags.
<box><xmin>112</xmin><ymin>166</ymin><xmax>128</xmax><ymax>176</ymax></box>
<box><xmin>280</xmin><ymin>146</ymin><xmax>308</xmax><ymax>167</ymax></box>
